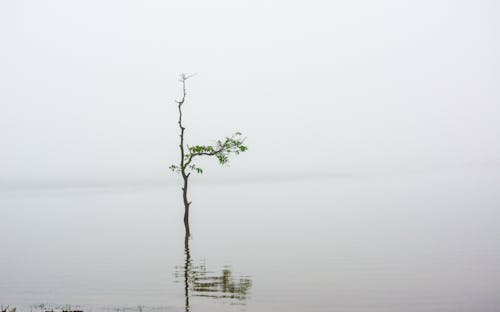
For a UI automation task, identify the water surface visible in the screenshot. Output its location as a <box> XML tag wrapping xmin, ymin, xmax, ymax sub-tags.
<box><xmin>1</xmin><ymin>168</ymin><xmax>500</xmax><ymax>311</ymax></box>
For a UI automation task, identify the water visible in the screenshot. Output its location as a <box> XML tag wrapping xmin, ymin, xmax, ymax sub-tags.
<box><xmin>1</xmin><ymin>168</ymin><xmax>500</xmax><ymax>311</ymax></box>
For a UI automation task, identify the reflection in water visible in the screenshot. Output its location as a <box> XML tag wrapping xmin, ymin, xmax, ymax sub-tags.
<box><xmin>183</xmin><ymin>222</ymin><xmax>191</xmax><ymax>312</ymax></box>
<box><xmin>176</xmin><ymin>222</ymin><xmax>252</xmax><ymax>311</ymax></box>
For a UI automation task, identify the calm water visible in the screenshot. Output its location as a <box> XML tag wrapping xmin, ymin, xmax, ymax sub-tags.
<box><xmin>1</xmin><ymin>168</ymin><xmax>500</xmax><ymax>311</ymax></box>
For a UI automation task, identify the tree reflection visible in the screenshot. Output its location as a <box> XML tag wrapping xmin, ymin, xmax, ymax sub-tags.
<box><xmin>183</xmin><ymin>222</ymin><xmax>191</xmax><ymax>312</ymax></box>
<box><xmin>176</xmin><ymin>222</ymin><xmax>252</xmax><ymax>311</ymax></box>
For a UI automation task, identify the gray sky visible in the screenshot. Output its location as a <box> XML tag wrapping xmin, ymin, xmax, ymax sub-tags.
<box><xmin>1</xmin><ymin>0</ymin><xmax>499</xmax><ymax>188</ymax></box>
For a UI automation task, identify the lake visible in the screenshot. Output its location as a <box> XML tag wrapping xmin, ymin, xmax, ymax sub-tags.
<box><xmin>1</xmin><ymin>167</ymin><xmax>500</xmax><ymax>311</ymax></box>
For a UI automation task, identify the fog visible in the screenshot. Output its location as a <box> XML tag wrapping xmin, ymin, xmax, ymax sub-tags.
<box><xmin>1</xmin><ymin>0</ymin><xmax>499</xmax><ymax>188</ymax></box>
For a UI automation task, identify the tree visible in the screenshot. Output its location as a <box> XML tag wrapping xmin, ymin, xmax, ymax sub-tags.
<box><xmin>170</xmin><ymin>74</ymin><xmax>248</xmax><ymax>231</ymax></box>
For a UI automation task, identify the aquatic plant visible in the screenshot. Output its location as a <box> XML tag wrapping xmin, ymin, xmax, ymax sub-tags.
<box><xmin>0</xmin><ymin>306</ymin><xmax>16</xmax><ymax>312</ymax></box>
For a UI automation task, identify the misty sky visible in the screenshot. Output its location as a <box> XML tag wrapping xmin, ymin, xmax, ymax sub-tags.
<box><xmin>1</xmin><ymin>0</ymin><xmax>499</xmax><ymax>187</ymax></box>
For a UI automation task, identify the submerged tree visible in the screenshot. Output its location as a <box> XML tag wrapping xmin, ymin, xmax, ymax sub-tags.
<box><xmin>170</xmin><ymin>74</ymin><xmax>248</xmax><ymax>230</ymax></box>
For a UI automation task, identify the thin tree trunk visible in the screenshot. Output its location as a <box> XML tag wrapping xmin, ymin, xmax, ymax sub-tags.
<box><xmin>177</xmin><ymin>74</ymin><xmax>191</xmax><ymax>227</ymax></box>
<box><xmin>182</xmin><ymin>175</ymin><xmax>190</xmax><ymax>230</ymax></box>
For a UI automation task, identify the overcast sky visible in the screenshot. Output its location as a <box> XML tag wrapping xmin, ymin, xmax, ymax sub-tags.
<box><xmin>1</xmin><ymin>0</ymin><xmax>499</xmax><ymax>188</ymax></box>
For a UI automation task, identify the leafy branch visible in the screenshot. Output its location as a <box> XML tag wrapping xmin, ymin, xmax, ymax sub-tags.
<box><xmin>170</xmin><ymin>132</ymin><xmax>247</xmax><ymax>175</ymax></box>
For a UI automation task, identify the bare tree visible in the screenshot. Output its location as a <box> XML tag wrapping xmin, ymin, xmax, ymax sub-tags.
<box><xmin>170</xmin><ymin>74</ymin><xmax>248</xmax><ymax>231</ymax></box>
